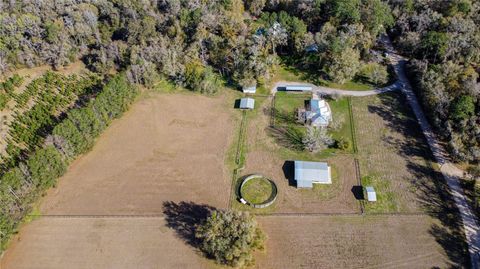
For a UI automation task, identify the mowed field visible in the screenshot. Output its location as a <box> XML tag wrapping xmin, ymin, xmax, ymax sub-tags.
<box><xmin>255</xmin><ymin>215</ymin><xmax>455</xmax><ymax>269</ymax></box>
<box><xmin>1</xmin><ymin>215</ymin><xmax>457</xmax><ymax>269</ymax></box>
<box><xmin>38</xmin><ymin>92</ymin><xmax>235</xmax><ymax>215</ymax></box>
<box><xmin>352</xmin><ymin>92</ymin><xmax>446</xmax><ymax>213</ymax></box>
<box><xmin>0</xmin><ymin>217</ymin><xmax>223</xmax><ymax>269</ymax></box>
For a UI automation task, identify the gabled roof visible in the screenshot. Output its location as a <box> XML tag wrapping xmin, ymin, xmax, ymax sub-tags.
<box><xmin>240</xmin><ymin>98</ymin><xmax>255</xmax><ymax>109</ymax></box>
<box><xmin>308</xmin><ymin>99</ymin><xmax>331</xmax><ymax>127</ymax></box>
<box><xmin>294</xmin><ymin>161</ymin><xmax>330</xmax><ymax>183</ymax></box>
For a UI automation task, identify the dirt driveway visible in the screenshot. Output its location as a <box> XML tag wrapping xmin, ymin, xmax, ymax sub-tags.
<box><xmin>40</xmin><ymin>92</ymin><xmax>235</xmax><ymax>215</ymax></box>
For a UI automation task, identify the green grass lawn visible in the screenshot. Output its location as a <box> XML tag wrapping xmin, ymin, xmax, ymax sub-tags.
<box><xmin>319</xmin><ymin>79</ymin><xmax>373</xmax><ymax>91</ymax></box>
<box><xmin>272</xmin><ymin>64</ymin><xmax>374</xmax><ymax>91</ymax></box>
<box><xmin>361</xmin><ymin>175</ymin><xmax>397</xmax><ymax>213</ymax></box>
<box><xmin>240</xmin><ymin>177</ymin><xmax>274</xmax><ymax>204</ymax></box>
<box><xmin>299</xmin><ymin>165</ymin><xmax>340</xmax><ymax>200</ymax></box>
<box><xmin>273</xmin><ymin>94</ymin><xmax>354</xmax><ymax>155</ymax></box>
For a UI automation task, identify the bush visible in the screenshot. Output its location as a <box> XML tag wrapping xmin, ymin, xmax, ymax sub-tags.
<box><xmin>185</xmin><ymin>61</ymin><xmax>220</xmax><ymax>94</ymax></box>
<box><xmin>336</xmin><ymin>138</ymin><xmax>350</xmax><ymax>150</ymax></box>
<box><xmin>27</xmin><ymin>146</ymin><xmax>67</xmax><ymax>188</ymax></box>
<box><xmin>359</xmin><ymin>62</ymin><xmax>388</xmax><ymax>86</ymax></box>
<box><xmin>0</xmin><ymin>92</ymin><xmax>8</xmax><ymax>110</ymax></box>
<box><xmin>195</xmin><ymin>210</ymin><xmax>265</xmax><ymax>267</ymax></box>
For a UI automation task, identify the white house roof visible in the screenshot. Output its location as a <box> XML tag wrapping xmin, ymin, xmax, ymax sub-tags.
<box><xmin>294</xmin><ymin>161</ymin><xmax>331</xmax><ymax>187</ymax></box>
<box><xmin>308</xmin><ymin>99</ymin><xmax>332</xmax><ymax>127</ymax></box>
<box><xmin>240</xmin><ymin>98</ymin><xmax>255</xmax><ymax>109</ymax></box>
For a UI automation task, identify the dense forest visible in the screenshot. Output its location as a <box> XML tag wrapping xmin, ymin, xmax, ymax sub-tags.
<box><xmin>0</xmin><ymin>0</ymin><xmax>479</xmax><ymax>255</ymax></box>
<box><xmin>389</xmin><ymin>0</ymin><xmax>480</xmax><ymax>162</ymax></box>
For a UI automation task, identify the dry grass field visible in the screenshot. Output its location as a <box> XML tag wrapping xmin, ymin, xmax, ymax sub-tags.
<box><xmin>0</xmin><ymin>217</ymin><xmax>223</xmax><ymax>269</ymax></box>
<box><xmin>352</xmin><ymin>92</ymin><xmax>447</xmax><ymax>214</ymax></box>
<box><xmin>36</xmin><ymin>92</ymin><xmax>236</xmax><ymax>215</ymax></box>
<box><xmin>254</xmin><ymin>215</ymin><xmax>463</xmax><ymax>269</ymax></box>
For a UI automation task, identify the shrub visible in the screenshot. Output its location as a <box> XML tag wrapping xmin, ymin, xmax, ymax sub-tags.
<box><xmin>0</xmin><ymin>92</ymin><xmax>8</xmax><ymax>110</ymax></box>
<box><xmin>195</xmin><ymin>210</ymin><xmax>265</xmax><ymax>267</ymax></box>
<box><xmin>27</xmin><ymin>146</ymin><xmax>66</xmax><ymax>188</ymax></box>
<box><xmin>336</xmin><ymin>138</ymin><xmax>350</xmax><ymax>150</ymax></box>
<box><xmin>359</xmin><ymin>62</ymin><xmax>388</xmax><ymax>86</ymax></box>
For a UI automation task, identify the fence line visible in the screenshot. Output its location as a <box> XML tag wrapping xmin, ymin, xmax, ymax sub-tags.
<box><xmin>347</xmin><ymin>97</ymin><xmax>358</xmax><ymax>154</ymax></box>
<box><xmin>354</xmin><ymin>158</ymin><xmax>365</xmax><ymax>214</ymax></box>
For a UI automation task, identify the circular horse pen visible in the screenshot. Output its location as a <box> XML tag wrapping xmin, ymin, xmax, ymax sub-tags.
<box><xmin>239</xmin><ymin>174</ymin><xmax>278</xmax><ymax>208</ymax></box>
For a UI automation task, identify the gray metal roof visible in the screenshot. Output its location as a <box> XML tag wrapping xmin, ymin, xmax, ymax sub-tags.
<box><xmin>285</xmin><ymin>85</ymin><xmax>312</xmax><ymax>91</ymax></box>
<box><xmin>296</xmin><ymin>180</ymin><xmax>313</xmax><ymax>188</ymax></box>
<box><xmin>294</xmin><ymin>161</ymin><xmax>330</xmax><ymax>184</ymax></box>
<box><xmin>240</xmin><ymin>98</ymin><xmax>255</xmax><ymax>109</ymax></box>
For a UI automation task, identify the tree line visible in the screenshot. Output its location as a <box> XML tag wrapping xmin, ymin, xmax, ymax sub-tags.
<box><xmin>0</xmin><ymin>74</ymin><xmax>137</xmax><ymax>252</ymax></box>
<box><xmin>389</xmin><ymin>0</ymin><xmax>480</xmax><ymax>162</ymax></box>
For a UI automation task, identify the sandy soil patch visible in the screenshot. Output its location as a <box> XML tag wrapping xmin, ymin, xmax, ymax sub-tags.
<box><xmin>39</xmin><ymin>92</ymin><xmax>235</xmax><ymax>215</ymax></box>
<box><xmin>254</xmin><ymin>215</ymin><xmax>456</xmax><ymax>269</ymax></box>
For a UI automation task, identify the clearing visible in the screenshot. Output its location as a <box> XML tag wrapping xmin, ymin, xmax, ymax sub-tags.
<box><xmin>38</xmin><ymin>91</ymin><xmax>236</xmax><ymax>215</ymax></box>
<box><xmin>352</xmin><ymin>92</ymin><xmax>448</xmax><ymax>213</ymax></box>
<box><xmin>254</xmin><ymin>215</ymin><xmax>468</xmax><ymax>269</ymax></box>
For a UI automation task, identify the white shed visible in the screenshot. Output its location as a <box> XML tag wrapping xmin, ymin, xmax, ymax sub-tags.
<box><xmin>239</xmin><ymin>98</ymin><xmax>255</xmax><ymax>109</ymax></box>
<box><xmin>242</xmin><ymin>85</ymin><xmax>256</xmax><ymax>94</ymax></box>
<box><xmin>284</xmin><ymin>85</ymin><xmax>313</xmax><ymax>92</ymax></box>
<box><xmin>366</xmin><ymin>186</ymin><xmax>377</xmax><ymax>202</ymax></box>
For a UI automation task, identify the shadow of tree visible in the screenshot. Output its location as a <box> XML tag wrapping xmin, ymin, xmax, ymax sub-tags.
<box><xmin>162</xmin><ymin>201</ymin><xmax>216</xmax><ymax>248</ymax></box>
<box><xmin>273</xmin><ymin>107</ymin><xmax>298</xmax><ymax>126</ymax></box>
<box><xmin>367</xmin><ymin>92</ymin><xmax>433</xmax><ymax>162</ymax></box>
<box><xmin>267</xmin><ymin>126</ymin><xmax>304</xmax><ymax>151</ymax></box>
<box><xmin>365</xmin><ymin>92</ymin><xmax>470</xmax><ymax>267</ymax></box>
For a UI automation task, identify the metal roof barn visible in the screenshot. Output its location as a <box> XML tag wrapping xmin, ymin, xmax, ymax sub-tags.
<box><xmin>239</xmin><ymin>98</ymin><xmax>255</xmax><ymax>109</ymax></box>
<box><xmin>284</xmin><ymin>85</ymin><xmax>313</xmax><ymax>92</ymax></box>
<box><xmin>242</xmin><ymin>85</ymin><xmax>256</xmax><ymax>94</ymax></box>
<box><xmin>366</xmin><ymin>186</ymin><xmax>377</xmax><ymax>202</ymax></box>
<box><xmin>294</xmin><ymin>161</ymin><xmax>332</xmax><ymax>188</ymax></box>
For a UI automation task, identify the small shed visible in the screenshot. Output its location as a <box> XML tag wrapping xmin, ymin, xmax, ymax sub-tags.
<box><xmin>239</xmin><ymin>98</ymin><xmax>255</xmax><ymax>109</ymax></box>
<box><xmin>366</xmin><ymin>186</ymin><xmax>377</xmax><ymax>202</ymax></box>
<box><xmin>294</xmin><ymin>161</ymin><xmax>331</xmax><ymax>188</ymax></box>
<box><xmin>242</xmin><ymin>85</ymin><xmax>256</xmax><ymax>94</ymax></box>
<box><xmin>285</xmin><ymin>85</ymin><xmax>312</xmax><ymax>92</ymax></box>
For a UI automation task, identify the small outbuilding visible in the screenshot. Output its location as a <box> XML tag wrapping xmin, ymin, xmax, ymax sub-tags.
<box><xmin>242</xmin><ymin>85</ymin><xmax>256</xmax><ymax>94</ymax></box>
<box><xmin>283</xmin><ymin>85</ymin><xmax>313</xmax><ymax>92</ymax></box>
<box><xmin>294</xmin><ymin>161</ymin><xmax>332</xmax><ymax>188</ymax></box>
<box><xmin>239</xmin><ymin>98</ymin><xmax>255</xmax><ymax>109</ymax></box>
<box><xmin>305</xmin><ymin>44</ymin><xmax>319</xmax><ymax>53</ymax></box>
<box><xmin>366</xmin><ymin>186</ymin><xmax>377</xmax><ymax>202</ymax></box>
